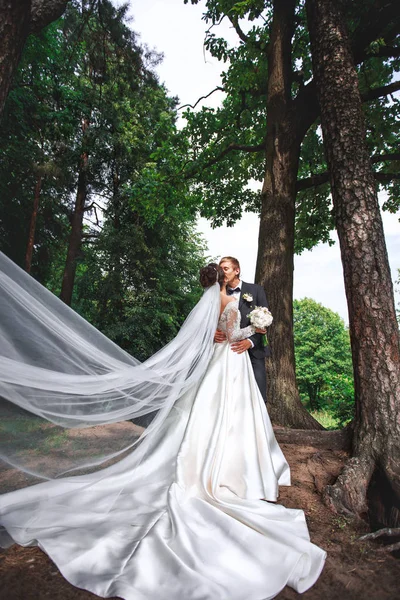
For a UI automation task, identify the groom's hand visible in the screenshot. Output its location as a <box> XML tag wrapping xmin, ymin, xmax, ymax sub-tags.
<box><xmin>231</xmin><ymin>339</ymin><xmax>252</xmax><ymax>354</ymax></box>
<box><xmin>214</xmin><ymin>329</ymin><xmax>226</xmax><ymax>343</ymax></box>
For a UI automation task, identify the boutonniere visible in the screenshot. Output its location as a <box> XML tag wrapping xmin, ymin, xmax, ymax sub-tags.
<box><xmin>242</xmin><ymin>293</ymin><xmax>253</xmax><ymax>303</ymax></box>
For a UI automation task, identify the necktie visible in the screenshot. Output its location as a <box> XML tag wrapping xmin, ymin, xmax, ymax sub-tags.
<box><xmin>227</xmin><ymin>287</ymin><xmax>240</xmax><ymax>296</ymax></box>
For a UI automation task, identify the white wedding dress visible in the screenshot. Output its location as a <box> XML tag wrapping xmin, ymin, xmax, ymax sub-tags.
<box><xmin>0</xmin><ymin>298</ymin><xmax>326</xmax><ymax>600</ymax></box>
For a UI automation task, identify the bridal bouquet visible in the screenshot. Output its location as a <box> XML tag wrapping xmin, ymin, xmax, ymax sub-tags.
<box><xmin>248</xmin><ymin>306</ymin><xmax>273</xmax><ymax>347</ymax></box>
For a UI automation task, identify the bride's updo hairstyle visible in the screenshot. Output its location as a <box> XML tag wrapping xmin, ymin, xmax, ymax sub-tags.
<box><xmin>200</xmin><ymin>263</ymin><xmax>224</xmax><ymax>289</ymax></box>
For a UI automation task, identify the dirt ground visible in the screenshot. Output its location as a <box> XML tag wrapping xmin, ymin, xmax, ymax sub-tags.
<box><xmin>0</xmin><ymin>442</ymin><xmax>399</xmax><ymax>600</ymax></box>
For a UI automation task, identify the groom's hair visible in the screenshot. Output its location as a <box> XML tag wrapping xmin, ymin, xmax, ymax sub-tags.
<box><xmin>219</xmin><ymin>256</ymin><xmax>240</xmax><ymax>276</ymax></box>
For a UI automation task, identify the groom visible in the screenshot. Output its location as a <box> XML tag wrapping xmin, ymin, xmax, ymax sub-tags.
<box><xmin>215</xmin><ymin>256</ymin><xmax>270</xmax><ymax>403</ymax></box>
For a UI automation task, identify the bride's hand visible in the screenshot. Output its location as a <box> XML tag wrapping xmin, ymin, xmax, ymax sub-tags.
<box><xmin>214</xmin><ymin>329</ymin><xmax>227</xmax><ymax>343</ymax></box>
<box><xmin>255</xmin><ymin>328</ymin><xmax>266</xmax><ymax>334</ymax></box>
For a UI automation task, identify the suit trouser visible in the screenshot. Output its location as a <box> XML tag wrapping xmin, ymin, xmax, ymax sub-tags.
<box><xmin>249</xmin><ymin>354</ymin><xmax>267</xmax><ymax>404</ymax></box>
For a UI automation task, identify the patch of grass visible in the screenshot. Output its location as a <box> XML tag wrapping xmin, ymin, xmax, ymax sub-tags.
<box><xmin>0</xmin><ymin>418</ymin><xmax>47</xmax><ymax>434</ymax></box>
<box><xmin>0</xmin><ymin>418</ymin><xmax>69</xmax><ymax>453</ymax></box>
<box><xmin>332</xmin><ymin>515</ymin><xmax>350</xmax><ymax>530</ymax></box>
<box><xmin>310</xmin><ymin>409</ymin><xmax>340</xmax><ymax>430</ymax></box>
<box><xmin>41</xmin><ymin>431</ymin><xmax>69</xmax><ymax>451</ymax></box>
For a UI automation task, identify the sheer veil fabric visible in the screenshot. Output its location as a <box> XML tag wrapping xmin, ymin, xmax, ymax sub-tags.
<box><xmin>0</xmin><ymin>252</ymin><xmax>326</xmax><ymax>599</ymax></box>
<box><xmin>0</xmin><ymin>251</ymin><xmax>220</xmax><ymax>478</ymax></box>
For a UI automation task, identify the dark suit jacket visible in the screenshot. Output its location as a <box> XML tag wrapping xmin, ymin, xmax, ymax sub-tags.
<box><xmin>238</xmin><ymin>281</ymin><xmax>271</xmax><ymax>359</ymax></box>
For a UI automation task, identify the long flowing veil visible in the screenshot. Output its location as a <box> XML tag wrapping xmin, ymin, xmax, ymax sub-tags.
<box><xmin>0</xmin><ymin>252</ymin><xmax>220</xmax><ymax>482</ymax></box>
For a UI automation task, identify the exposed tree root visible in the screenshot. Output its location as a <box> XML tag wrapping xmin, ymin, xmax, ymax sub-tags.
<box><xmin>360</xmin><ymin>527</ymin><xmax>400</xmax><ymax>553</ymax></box>
<box><xmin>274</xmin><ymin>426</ymin><xmax>351</xmax><ymax>450</ymax></box>
<box><xmin>360</xmin><ymin>527</ymin><xmax>400</xmax><ymax>541</ymax></box>
<box><xmin>323</xmin><ymin>449</ymin><xmax>400</xmax><ymax>531</ymax></box>
<box><xmin>377</xmin><ymin>541</ymin><xmax>400</xmax><ymax>552</ymax></box>
<box><xmin>323</xmin><ymin>454</ymin><xmax>375</xmax><ymax>520</ymax></box>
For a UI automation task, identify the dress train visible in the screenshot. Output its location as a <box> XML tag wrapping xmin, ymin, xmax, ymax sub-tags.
<box><xmin>0</xmin><ymin>302</ymin><xmax>326</xmax><ymax>599</ymax></box>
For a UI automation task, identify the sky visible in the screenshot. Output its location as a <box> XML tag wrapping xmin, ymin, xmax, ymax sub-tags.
<box><xmin>118</xmin><ymin>0</ymin><xmax>399</xmax><ymax>323</ymax></box>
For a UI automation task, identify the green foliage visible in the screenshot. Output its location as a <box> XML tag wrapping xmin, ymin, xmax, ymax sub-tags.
<box><xmin>296</xmin><ymin>124</ymin><xmax>333</xmax><ymax>253</ymax></box>
<box><xmin>0</xmin><ymin>21</ymin><xmax>75</xmax><ymax>277</ymax></box>
<box><xmin>0</xmin><ymin>0</ymin><xmax>209</xmax><ymax>359</ymax></box>
<box><xmin>309</xmin><ymin>409</ymin><xmax>340</xmax><ymax>430</ymax></box>
<box><xmin>179</xmin><ymin>0</ymin><xmax>399</xmax><ymax>249</ymax></box>
<box><xmin>293</xmin><ymin>298</ymin><xmax>354</xmax><ymax>427</ymax></box>
<box><xmin>73</xmin><ymin>205</ymin><xmax>207</xmax><ymax>360</ymax></box>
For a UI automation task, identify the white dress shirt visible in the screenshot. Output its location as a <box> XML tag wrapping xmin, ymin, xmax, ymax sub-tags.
<box><xmin>227</xmin><ymin>281</ymin><xmax>242</xmax><ymax>300</ymax></box>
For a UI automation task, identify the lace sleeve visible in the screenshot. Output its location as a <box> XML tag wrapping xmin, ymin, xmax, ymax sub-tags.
<box><xmin>225</xmin><ymin>302</ymin><xmax>255</xmax><ymax>343</ymax></box>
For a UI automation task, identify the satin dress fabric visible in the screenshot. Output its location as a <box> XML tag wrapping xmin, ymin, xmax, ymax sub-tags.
<box><xmin>0</xmin><ymin>302</ymin><xmax>326</xmax><ymax>599</ymax></box>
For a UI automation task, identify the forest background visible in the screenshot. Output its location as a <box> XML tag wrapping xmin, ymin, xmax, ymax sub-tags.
<box><xmin>1</xmin><ymin>0</ymin><xmax>398</xmax><ymax>429</ymax></box>
<box><xmin>0</xmin><ymin>0</ymin><xmax>400</xmax><ymax>527</ymax></box>
<box><xmin>128</xmin><ymin>0</ymin><xmax>399</xmax><ymax>324</ymax></box>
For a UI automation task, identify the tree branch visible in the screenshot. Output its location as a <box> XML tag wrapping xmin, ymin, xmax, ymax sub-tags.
<box><xmin>361</xmin><ymin>80</ymin><xmax>400</xmax><ymax>102</ymax></box>
<box><xmin>184</xmin><ymin>140</ymin><xmax>266</xmax><ymax>180</ymax></box>
<box><xmin>350</xmin><ymin>1</ymin><xmax>400</xmax><ymax>65</ymax></box>
<box><xmin>84</xmin><ymin>200</ymin><xmax>103</xmax><ymax>213</ymax></box>
<box><xmin>296</xmin><ymin>172</ymin><xmax>329</xmax><ymax>191</ymax></box>
<box><xmin>297</xmin><ymin>153</ymin><xmax>400</xmax><ymax>191</ymax></box>
<box><xmin>228</xmin><ymin>15</ymin><xmax>249</xmax><ymax>44</ymax></box>
<box><xmin>294</xmin><ymin>69</ymin><xmax>400</xmax><ymax>145</ymax></box>
<box><xmin>367</xmin><ymin>45</ymin><xmax>400</xmax><ymax>60</ymax></box>
<box><xmin>371</xmin><ymin>153</ymin><xmax>400</xmax><ymax>163</ymax></box>
<box><xmin>178</xmin><ymin>86</ymin><xmax>225</xmax><ymax>111</ymax></box>
<box><xmin>221</xmin><ymin>142</ymin><xmax>266</xmax><ymax>153</ymax></box>
<box><xmin>82</xmin><ymin>233</ymin><xmax>100</xmax><ymax>240</ymax></box>
<box><xmin>375</xmin><ymin>172</ymin><xmax>400</xmax><ymax>183</ymax></box>
<box><xmin>227</xmin><ymin>14</ymin><xmax>266</xmax><ymax>51</ymax></box>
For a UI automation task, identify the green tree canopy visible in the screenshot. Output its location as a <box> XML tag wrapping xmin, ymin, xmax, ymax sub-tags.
<box><xmin>179</xmin><ymin>0</ymin><xmax>400</xmax><ymax>252</ymax></box>
<box><xmin>0</xmin><ymin>0</ymin><xmax>209</xmax><ymax>359</ymax></box>
<box><xmin>293</xmin><ymin>298</ymin><xmax>354</xmax><ymax>426</ymax></box>
<box><xmin>149</xmin><ymin>0</ymin><xmax>400</xmax><ymax>429</ymax></box>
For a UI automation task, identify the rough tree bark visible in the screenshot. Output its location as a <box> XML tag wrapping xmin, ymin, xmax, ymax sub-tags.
<box><xmin>25</xmin><ymin>174</ymin><xmax>43</xmax><ymax>273</ymax></box>
<box><xmin>306</xmin><ymin>0</ymin><xmax>400</xmax><ymax>522</ymax></box>
<box><xmin>0</xmin><ymin>0</ymin><xmax>32</xmax><ymax>116</ymax></box>
<box><xmin>60</xmin><ymin>119</ymin><xmax>89</xmax><ymax>305</ymax></box>
<box><xmin>0</xmin><ymin>0</ymin><xmax>69</xmax><ymax>117</ymax></box>
<box><xmin>256</xmin><ymin>0</ymin><xmax>322</xmax><ymax>429</ymax></box>
<box><xmin>255</xmin><ymin>0</ymin><xmax>400</xmax><ymax>428</ymax></box>
<box><xmin>30</xmin><ymin>0</ymin><xmax>70</xmax><ymax>33</ymax></box>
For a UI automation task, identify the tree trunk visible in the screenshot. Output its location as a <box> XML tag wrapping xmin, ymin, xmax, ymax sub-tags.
<box><xmin>30</xmin><ymin>0</ymin><xmax>70</xmax><ymax>33</ymax></box>
<box><xmin>25</xmin><ymin>174</ymin><xmax>42</xmax><ymax>273</ymax></box>
<box><xmin>110</xmin><ymin>169</ymin><xmax>124</xmax><ymax>317</ymax></box>
<box><xmin>0</xmin><ymin>0</ymin><xmax>69</xmax><ymax>119</ymax></box>
<box><xmin>0</xmin><ymin>0</ymin><xmax>32</xmax><ymax>117</ymax></box>
<box><xmin>306</xmin><ymin>0</ymin><xmax>400</xmax><ymax>523</ymax></box>
<box><xmin>255</xmin><ymin>0</ymin><xmax>322</xmax><ymax>429</ymax></box>
<box><xmin>274</xmin><ymin>426</ymin><xmax>351</xmax><ymax>451</ymax></box>
<box><xmin>307</xmin><ymin>384</ymin><xmax>319</xmax><ymax>412</ymax></box>
<box><xmin>60</xmin><ymin>120</ymin><xmax>89</xmax><ymax>305</ymax></box>
<box><xmin>98</xmin><ymin>167</ymin><xmax>125</xmax><ymax>322</ymax></box>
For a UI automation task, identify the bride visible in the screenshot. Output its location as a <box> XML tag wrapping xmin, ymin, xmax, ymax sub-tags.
<box><xmin>0</xmin><ymin>254</ymin><xmax>326</xmax><ymax>599</ymax></box>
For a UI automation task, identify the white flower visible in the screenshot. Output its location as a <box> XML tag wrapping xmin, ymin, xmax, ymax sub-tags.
<box><xmin>242</xmin><ymin>293</ymin><xmax>253</xmax><ymax>302</ymax></box>
<box><xmin>247</xmin><ymin>306</ymin><xmax>273</xmax><ymax>329</ymax></box>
